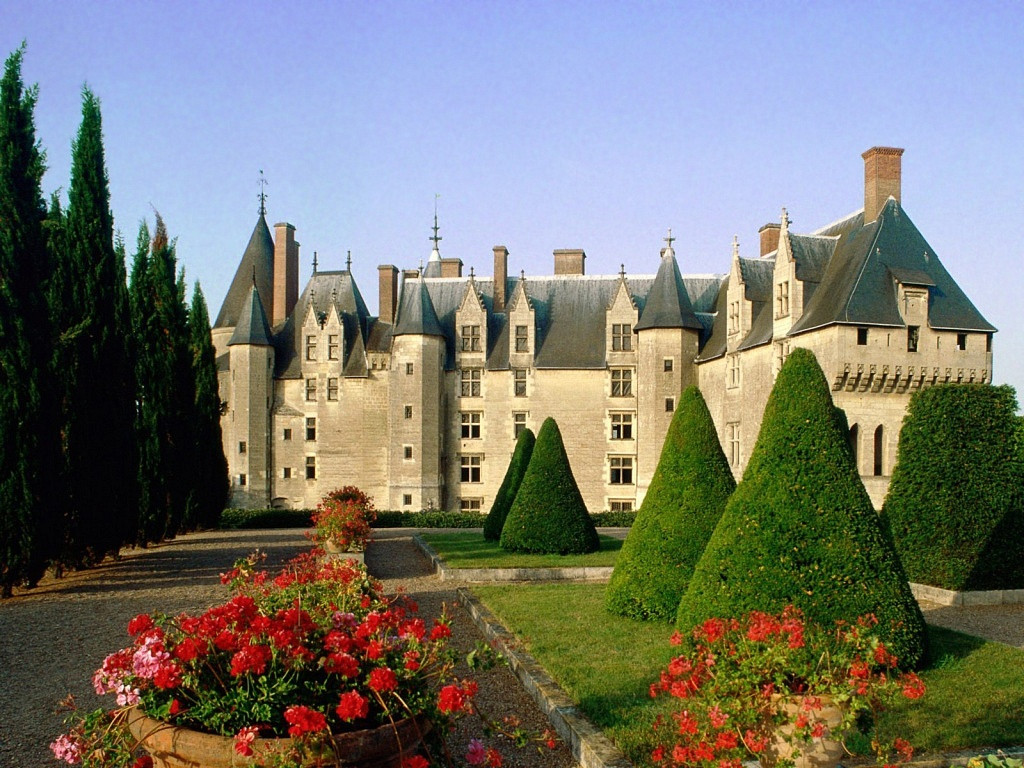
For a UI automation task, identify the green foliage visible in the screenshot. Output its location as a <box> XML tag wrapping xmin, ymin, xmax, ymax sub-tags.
<box><xmin>606</xmin><ymin>387</ymin><xmax>735</xmax><ymax>621</ymax></box>
<box><xmin>882</xmin><ymin>384</ymin><xmax>1024</xmax><ymax>591</ymax></box>
<box><xmin>483</xmin><ymin>428</ymin><xmax>535</xmax><ymax>541</ymax></box>
<box><xmin>677</xmin><ymin>348</ymin><xmax>926</xmax><ymax>668</ymax></box>
<box><xmin>590</xmin><ymin>510</ymin><xmax>637</xmax><ymax>527</ymax></box>
<box><xmin>373</xmin><ymin>509</ymin><xmax>484</xmax><ymax>528</ymax></box>
<box><xmin>218</xmin><ymin>508</ymin><xmax>313</xmax><ymax>529</ymax></box>
<box><xmin>500</xmin><ymin>417</ymin><xmax>599</xmax><ymax>554</ymax></box>
<box><xmin>0</xmin><ymin>45</ymin><xmax>62</xmax><ymax>595</ymax></box>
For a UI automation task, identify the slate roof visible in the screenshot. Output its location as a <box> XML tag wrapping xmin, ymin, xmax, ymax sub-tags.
<box><xmin>214</xmin><ymin>215</ymin><xmax>275</xmax><ymax>329</ymax></box>
<box><xmin>634</xmin><ymin>249</ymin><xmax>704</xmax><ymax>331</ymax></box>
<box><xmin>227</xmin><ymin>284</ymin><xmax>273</xmax><ymax>347</ymax></box>
<box><xmin>393</xmin><ymin>276</ymin><xmax>446</xmax><ymax>339</ymax></box>
<box><xmin>789</xmin><ymin>200</ymin><xmax>995</xmax><ymax>335</ymax></box>
<box><xmin>738</xmin><ymin>257</ymin><xmax>774</xmax><ymax>303</ymax></box>
<box><xmin>696</xmin><ymin>278</ymin><xmax>730</xmax><ymax>361</ymax></box>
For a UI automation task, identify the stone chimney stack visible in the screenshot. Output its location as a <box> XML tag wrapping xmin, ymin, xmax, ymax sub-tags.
<box><xmin>493</xmin><ymin>246</ymin><xmax>508</xmax><ymax>312</ymax></box>
<box><xmin>862</xmin><ymin>146</ymin><xmax>904</xmax><ymax>223</ymax></box>
<box><xmin>440</xmin><ymin>257</ymin><xmax>463</xmax><ymax>278</ymax></box>
<box><xmin>553</xmin><ymin>248</ymin><xmax>586</xmax><ymax>275</ymax></box>
<box><xmin>273</xmin><ymin>222</ymin><xmax>299</xmax><ymax>326</ymax></box>
<box><xmin>378</xmin><ymin>264</ymin><xmax>398</xmax><ymax>325</ymax></box>
<box><xmin>758</xmin><ymin>222</ymin><xmax>781</xmax><ymax>257</ymax></box>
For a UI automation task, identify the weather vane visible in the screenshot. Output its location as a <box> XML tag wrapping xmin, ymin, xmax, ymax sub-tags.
<box><xmin>258</xmin><ymin>170</ymin><xmax>268</xmax><ymax>216</ymax></box>
<box><xmin>430</xmin><ymin>194</ymin><xmax>442</xmax><ymax>250</ymax></box>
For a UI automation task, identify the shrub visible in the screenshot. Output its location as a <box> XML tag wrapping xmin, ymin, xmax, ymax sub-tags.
<box><xmin>483</xmin><ymin>428</ymin><xmax>535</xmax><ymax>541</ymax></box>
<box><xmin>373</xmin><ymin>510</ymin><xmax>484</xmax><ymax>528</ymax></box>
<box><xmin>500</xmin><ymin>417</ymin><xmax>599</xmax><ymax>554</ymax></box>
<box><xmin>590</xmin><ymin>510</ymin><xmax>637</xmax><ymax>527</ymax></box>
<box><xmin>677</xmin><ymin>348</ymin><xmax>927</xmax><ymax>668</ymax></box>
<box><xmin>606</xmin><ymin>386</ymin><xmax>735</xmax><ymax>621</ymax></box>
<box><xmin>311</xmin><ymin>486</ymin><xmax>376</xmax><ymax>552</ymax></box>
<box><xmin>219</xmin><ymin>508</ymin><xmax>314</xmax><ymax>529</ymax></box>
<box><xmin>882</xmin><ymin>384</ymin><xmax>1024</xmax><ymax>591</ymax></box>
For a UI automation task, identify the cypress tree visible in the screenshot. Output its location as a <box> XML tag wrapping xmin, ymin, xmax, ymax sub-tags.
<box><xmin>188</xmin><ymin>283</ymin><xmax>229</xmax><ymax>528</ymax></box>
<box><xmin>483</xmin><ymin>427</ymin><xmax>535</xmax><ymax>541</ymax></box>
<box><xmin>56</xmin><ymin>87</ymin><xmax>137</xmax><ymax>564</ymax></box>
<box><xmin>606</xmin><ymin>387</ymin><xmax>735</xmax><ymax>621</ymax></box>
<box><xmin>0</xmin><ymin>45</ymin><xmax>61</xmax><ymax>595</ymax></box>
<box><xmin>500</xmin><ymin>417</ymin><xmax>599</xmax><ymax>554</ymax></box>
<box><xmin>677</xmin><ymin>348</ymin><xmax>926</xmax><ymax>668</ymax></box>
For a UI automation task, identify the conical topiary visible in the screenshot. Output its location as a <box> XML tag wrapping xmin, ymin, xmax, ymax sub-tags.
<box><xmin>500</xmin><ymin>417</ymin><xmax>599</xmax><ymax>554</ymax></box>
<box><xmin>677</xmin><ymin>348</ymin><xmax>926</xmax><ymax>668</ymax></box>
<box><xmin>483</xmin><ymin>428</ymin><xmax>536</xmax><ymax>541</ymax></box>
<box><xmin>605</xmin><ymin>387</ymin><xmax>735</xmax><ymax>621</ymax></box>
<box><xmin>883</xmin><ymin>384</ymin><xmax>1024</xmax><ymax>591</ymax></box>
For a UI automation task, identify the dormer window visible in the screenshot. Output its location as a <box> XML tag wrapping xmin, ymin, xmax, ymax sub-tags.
<box><xmin>776</xmin><ymin>281</ymin><xmax>790</xmax><ymax>317</ymax></box>
<box><xmin>305</xmin><ymin>334</ymin><xmax>317</xmax><ymax>361</ymax></box>
<box><xmin>327</xmin><ymin>334</ymin><xmax>340</xmax><ymax>360</ymax></box>
<box><xmin>461</xmin><ymin>325</ymin><xmax>481</xmax><ymax>352</ymax></box>
<box><xmin>515</xmin><ymin>325</ymin><xmax>529</xmax><ymax>353</ymax></box>
<box><xmin>611</xmin><ymin>323</ymin><xmax>632</xmax><ymax>351</ymax></box>
<box><xmin>728</xmin><ymin>301</ymin><xmax>740</xmax><ymax>334</ymax></box>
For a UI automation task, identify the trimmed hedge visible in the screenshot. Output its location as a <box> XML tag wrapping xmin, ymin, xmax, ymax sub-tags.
<box><xmin>373</xmin><ymin>510</ymin><xmax>484</xmax><ymax>528</ymax></box>
<box><xmin>500</xmin><ymin>417</ymin><xmax>600</xmax><ymax>554</ymax></box>
<box><xmin>590</xmin><ymin>510</ymin><xmax>637</xmax><ymax>527</ymax></box>
<box><xmin>883</xmin><ymin>384</ymin><xmax>1024</xmax><ymax>591</ymax></box>
<box><xmin>219</xmin><ymin>508</ymin><xmax>313</xmax><ymax>529</ymax></box>
<box><xmin>606</xmin><ymin>387</ymin><xmax>735</xmax><ymax>621</ymax></box>
<box><xmin>677</xmin><ymin>348</ymin><xmax>927</xmax><ymax>668</ymax></box>
<box><xmin>483</xmin><ymin>428</ymin><xmax>536</xmax><ymax>541</ymax></box>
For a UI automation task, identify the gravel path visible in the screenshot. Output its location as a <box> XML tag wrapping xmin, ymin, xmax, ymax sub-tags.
<box><xmin>3</xmin><ymin>527</ymin><xmax>1022</xmax><ymax>768</ymax></box>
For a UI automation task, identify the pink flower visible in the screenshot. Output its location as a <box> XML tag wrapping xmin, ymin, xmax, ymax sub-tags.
<box><xmin>49</xmin><ymin>734</ymin><xmax>81</xmax><ymax>764</ymax></box>
<box><xmin>466</xmin><ymin>738</ymin><xmax>487</xmax><ymax>765</ymax></box>
<box><xmin>401</xmin><ymin>757</ymin><xmax>430</xmax><ymax>768</ymax></box>
<box><xmin>234</xmin><ymin>725</ymin><xmax>259</xmax><ymax>756</ymax></box>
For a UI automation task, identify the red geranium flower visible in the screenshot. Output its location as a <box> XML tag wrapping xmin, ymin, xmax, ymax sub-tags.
<box><xmin>368</xmin><ymin>667</ymin><xmax>398</xmax><ymax>693</ymax></box>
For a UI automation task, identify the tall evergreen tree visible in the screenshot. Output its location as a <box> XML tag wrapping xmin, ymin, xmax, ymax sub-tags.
<box><xmin>188</xmin><ymin>283</ymin><xmax>228</xmax><ymax>528</ymax></box>
<box><xmin>606</xmin><ymin>387</ymin><xmax>735</xmax><ymax>621</ymax></box>
<box><xmin>483</xmin><ymin>427</ymin><xmax>535</xmax><ymax>541</ymax></box>
<box><xmin>55</xmin><ymin>87</ymin><xmax>137</xmax><ymax>564</ymax></box>
<box><xmin>0</xmin><ymin>45</ymin><xmax>61</xmax><ymax>595</ymax></box>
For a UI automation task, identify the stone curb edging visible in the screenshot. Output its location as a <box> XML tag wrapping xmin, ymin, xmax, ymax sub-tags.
<box><xmin>910</xmin><ymin>582</ymin><xmax>1024</xmax><ymax>607</ymax></box>
<box><xmin>456</xmin><ymin>586</ymin><xmax>633</xmax><ymax>768</ymax></box>
<box><xmin>413</xmin><ymin>534</ymin><xmax>613</xmax><ymax>583</ymax></box>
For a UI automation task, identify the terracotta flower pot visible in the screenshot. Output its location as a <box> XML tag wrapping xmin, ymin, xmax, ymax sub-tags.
<box><xmin>761</xmin><ymin>696</ymin><xmax>846</xmax><ymax>768</ymax></box>
<box><xmin>323</xmin><ymin>539</ymin><xmax>366</xmax><ymax>565</ymax></box>
<box><xmin>127</xmin><ymin>707</ymin><xmax>427</xmax><ymax>768</ymax></box>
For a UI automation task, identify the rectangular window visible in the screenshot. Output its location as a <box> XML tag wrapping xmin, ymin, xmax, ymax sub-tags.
<box><xmin>609</xmin><ymin>500</ymin><xmax>634</xmax><ymax>512</ymax></box>
<box><xmin>403</xmin><ymin>494</ymin><xmax>413</xmax><ymax>507</ymax></box>
<box><xmin>907</xmin><ymin>325</ymin><xmax>919</xmax><ymax>353</ymax></box>
<box><xmin>404</xmin><ymin>446</ymin><xmax>413</xmax><ymax>460</ymax></box>
<box><xmin>461</xmin><ymin>325</ymin><xmax>481</xmax><ymax>352</ymax></box>
<box><xmin>665</xmin><ymin>397</ymin><xmax>674</xmax><ymax>412</ymax></box>
<box><xmin>460</xmin><ymin>368</ymin><xmax>481</xmax><ymax>397</ymax></box>
<box><xmin>406</xmin><ymin>362</ymin><xmax>414</xmax><ymax>375</ymax></box>
<box><xmin>611</xmin><ymin>368</ymin><xmax>632</xmax><ymax>397</ymax></box>
<box><xmin>305</xmin><ymin>456</ymin><xmax>316</xmax><ymax>480</ymax></box>
<box><xmin>306</xmin><ymin>417</ymin><xmax>316</xmax><ymax>441</ymax></box>
<box><xmin>612</xmin><ymin>323</ymin><xmax>632</xmax><ymax>351</ymax></box>
<box><xmin>239</xmin><ymin>473</ymin><xmax>246</xmax><ymax>486</ymax></box>
<box><xmin>727</xmin><ymin>354</ymin><xmax>740</xmax><ymax>388</ymax></box>
<box><xmin>460</xmin><ymin>412</ymin><xmax>481</xmax><ymax>439</ymax></box>
<box><xmin>404</xmin><ymin>405</ymin><xmax>413</xmax><ymax>419</ymax></box>
<box><xmin>305</xmin><ymin>377</ymin><xmax>317</xmax><ymax>401</ymax></box>
<box><xmin>305</xmin><ymin>334</ymin><xmax>317</xmax><ymax>361</ymax></box>
<box><xmin>460</xmin><ymin>498</ymin><xmax>483</xmax><ymax>513</ymax></box>
<box><xmin>956</xmin><ymin>333</ymin><xmax>967</xmax><ymax>351</ymax></box>
<box><xmin>238</xmin><ymin>441</ymin><xmax>247</xmax><ymax>454</ymax></box>
<box><xmin>513</xmin><ymin>369</ymin><xmax>527</xmax><ymax>397</ymax></box>
<box><xmin>283</xmin><ymin>467</ymin><xmax>292</xmax><ymax>479</ymax></box>
<box><xmin>776</xmin><ymin>281</ymin><xmax>790</xmax><ymax>317</ymax></box>
<box><xmin>610</xmin><ymin>412</ymin><xmax>633</xmax><ymax>440</ymax></box>
<box><xmin>728</xmin><ymin>423</ymin><xmax>740</xmax><ymax>467</ymax></box>
<box><xmin>857</xmin><ymin>327</ymin><xmax>868</xmax><ymax>346</ymax></box>
<box><xmin>327</xmin><ymin>377</ymin><xmax>339</xmax><ymax>401</ymax></box>
<box><xmin>664</xmin><ymin>358</ymin><xmax>674</xmax><ymax>372</ymax></box>
<box><xmin>728</xmin><ymin>301</ymin><xmax>740</xmax><ymax>334</ymax></box>
<box><xmin>610</xmin><ymin>456</ymin><xmax>634</xmax><ymax>485</ymax></box>
<box><xmin>515</xmin><ymin>325</ymin><xmax>529</xmax><ymax>352</ymax></box>
<box><xmin>513</xmin><ymin>412</ymin><xmax>527</xmax><ymax>438</ymax></box>
<box><xmin>283</xmin><ymin>428</ymin><xmax>292</xmax><ymax>441</ymax></box>
<box><xmin>460</xmin><ymin>455</ymin><xmax>482</xmax><ymax>483</ymax></box>
<box><xmin>327</xmin><ymin>334</ymin><xmax>340</xmax><ymax>360</ymax></box>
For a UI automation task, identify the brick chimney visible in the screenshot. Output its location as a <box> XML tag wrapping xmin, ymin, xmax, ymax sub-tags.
<box><xmin>862</xmin><ymin>146</ymin><xmax>904</xmax><ymax>223</ymax></box>
<box><xmin>440</xmin><ymin>257</ymin><xmax>463</xmax><ymax>278</ymax></box>
<box><xmin>553</xmin><ymin>248</ymin><xmax>586</xmax><ymax>275</ymax></box>
<box><xmin>493</xmin><ymin>246</ymin><xmax>508</xmax><ymax>312</ymax></box>
<box><xmin>378</xmin><ymin>264</ymin><xmax>398</xmax><ymax>324</ymax></box>
<box><xmin>273</xmin><ymin>222</ymin><xmax>299</xmax><ymax>326</ymax></box>
<box><xmin>758</xmin><ymin>223</ymin><xmax>781</xmax><ymax>257</ymax></box>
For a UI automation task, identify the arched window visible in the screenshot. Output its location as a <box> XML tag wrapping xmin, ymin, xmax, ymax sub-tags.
<box><xmin>849</xmin><ymin>424</ymin><xmax>859</xmax><ymax>471</ymax></box>
<box><xmin>873</xmin><ymin>425</ymin><xmax>884</xmax><ymax>476</ymax></box>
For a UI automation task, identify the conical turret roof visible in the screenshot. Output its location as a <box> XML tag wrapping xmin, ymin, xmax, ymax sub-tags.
<box><xmin>227</xmin><ymin>284</ymin><xmax>273</xmax><ymax>346</ymax></box>
<box><xmin>635</xmin><ymin>245</ymin><xmax>703</xmax><ymax>331</ymax></box>
<box><xmin>393</xmin><ymin>276</ymin><xmax>445</xmax><ymax>337</ymax></box>
<box><xmin>214</xmin><ymin>214</ymin><xmax>275</xmax><ymax>328</ymax></box>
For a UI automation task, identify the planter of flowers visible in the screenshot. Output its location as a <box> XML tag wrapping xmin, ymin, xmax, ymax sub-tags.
<box><xmin>647</xmin><ymin>606</ymin><xmax>926</xmax><ymax>768</ymax></box>
<box><xmin>313</xmin><ymin>487</ymin><xmax>377</xmax><ymax>565</ymax></box>
<box><xmin>51</xmin><ymin>547</ymin><xmax>544</xmax><ymax>768</ymax></box>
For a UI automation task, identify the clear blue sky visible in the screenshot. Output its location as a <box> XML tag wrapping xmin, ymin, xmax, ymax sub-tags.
<box><xmin>5</xmin><ymin>1</ymin><xmax>1022</xmax><ymax>397</ymax></box>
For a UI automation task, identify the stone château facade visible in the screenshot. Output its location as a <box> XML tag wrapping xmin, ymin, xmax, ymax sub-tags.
<box><xmin>212</xmin><ymin>147</ymin><xmax>995</xmax><ymax>511</ymax></box>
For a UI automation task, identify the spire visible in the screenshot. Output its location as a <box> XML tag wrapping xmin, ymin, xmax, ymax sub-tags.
<box><xmin>424</xmin><ymin>195</ymin><xmax>443</xmax><ymax>278</ymax></box>
<box><xmin>780</xmin><ymin>207</ymin><xmax>790</xmax><ymax>234</ymax></box>
<box><xmin>312</xmin><ymin>251</ymin><xmax>319</xmax><ymax>274</ymax></box>
<box><xmin>635</xmin><ymin>235</ymin><xmax>702</xmax><ymax>332</ymax></box>
<box><xmin>257</xmin><ymin>170</ymin><xmax>268</xmax><ymax>217</ymax></box>
<box><xmin>732</xmin><ymin>235</ymin><xmax>740</xmax><ymax>260</ymax></box>
<box><xmin>346</xmin><ymin>250</ymin><xmax>352</xmax><ymax>272</ymax></box>
<box><xmin>663</xmin><ymin>228</ymin><xmax>675</xmax><ymax>258</ymax></box>
<box><xmin>213</xmin><ymin>213</ymin><xmax>275</xmax><ymax>328</ymax></box>
<box><xmin>227</xmin><ymin>284</ymin><xmax>273</xmax><ymax>347</ymax></box>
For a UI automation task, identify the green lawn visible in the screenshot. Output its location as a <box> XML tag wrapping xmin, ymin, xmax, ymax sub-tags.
<box><xmin>472</xmin><ymin>583</ymin><xmax>1024</xmax><ymax>766</ymax></box>
<box><xmin>420</xmin><ymin>532</ymin><xmax>622</xmax><ymax>568</ymax></box>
